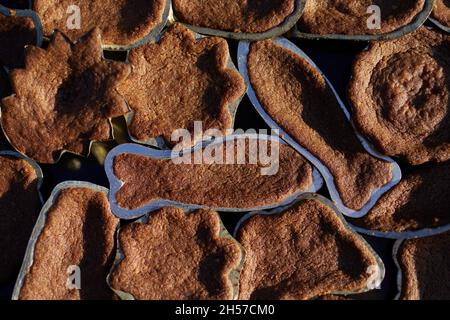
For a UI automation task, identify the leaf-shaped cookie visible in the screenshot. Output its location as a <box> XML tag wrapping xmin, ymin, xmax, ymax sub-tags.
<box><xmin>33</xmin><ymin>0</ymin><xmax>168</xmax><ymax>47</ymax></box>
<box><xmin>108</xmin><ymin>207</ymin><xmax>242</xmax><ymax>300</ymax></box>
<box><xmin>1</xmin><ymin>29</ymin><xmax>130</xmax><ymax>163</ymax></box>
<box><xmin>0</xmin><ymin>9</ymin><xmax>37</xmax><ymax>68</ymax></box>
<box><xmin>118</xmin><ymin>24</ymin><xmax>245</xmax><ymax>148</ymax></box>
<box><xmin>236</xmin><ymin>196</ymin><xmax>384</xmax><ymax>300</ymax></box>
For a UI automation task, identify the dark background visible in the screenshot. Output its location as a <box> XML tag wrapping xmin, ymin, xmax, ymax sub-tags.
<box><xmin>3</xmin><ymin>0</ymin><xmax>433</xmax><ymax>300</ymax></box>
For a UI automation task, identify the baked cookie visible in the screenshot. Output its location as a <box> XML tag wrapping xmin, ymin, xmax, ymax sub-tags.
<box><xmin>237</xmin><ymin>197</ymin><xmax>382</xmax><ymax>300</ymax></box>
<box><xmin>33</xmin><ymin>0</ymin><xmax>167</xmax><ymax>46</ymax></box>
<box><xmin>118</xmin><ymin>24</ymin><xmax>245</xmax><ymax>147</ymax></box>
<box><xmin>1</xmin><ymin>29</ymin><xmax>130</xmax><ymax>163</ymax></box>
<box><xmin>396</xmin><ymin>231</ymin><xmax>450</xmax><ymax>300</ymax></box>
<box><xmin>0</xmin><ymin>11</ymin><xmax>37</xmax><ymax>68</ymax></box>
<box><xmin>109</xmin><ymin>207</ymin><xmax>242</xmax><ymax>300</ymax></box>
<box><xmin>298</xmin><ymin>0</ymin><xmax>427</xmax><ymax>35</ymax></box>
<box><xmin>432</xmin><ymin>0</ymin><xmax>450</xmax><ymax>28</ymax></box>
<box><xmin>16</xmin><ymin>186</ymin><xmax>119</xmax><ymax>300</ymax></box>
<box><xmin>349</xmin><ymin>27</ymin><xmax>450</xmax><ymax>165</ymax></box>
<box><xmin>0</xmin><ymin>154</ymin><xmax>41</xmax><ymax>284</ymax></box>
<box><xmin>245</xmin><ymin>39</ymin><xmax>393</xmax><ymax>212</ymax></box>
<box><xmin>172</xmin><ymin>0</ymin><xmax>296</xmax><ymax>34</ymax></box>
<box><xmin>109</xmin><ymin>138</ymin><xmax>315</xmax><ymax>213</ymax></box>
<box><xmin>0</xmin><ymin>67</ymin><xmax>10</xmax><ymax>98</ymax></box>
<box><xmin>350</xmin><ymin>162</ymin><xmax>450</xmax><ymax>234</ymax></box>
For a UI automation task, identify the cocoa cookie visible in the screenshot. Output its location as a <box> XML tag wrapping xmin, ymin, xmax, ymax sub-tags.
<box><xmin>33</xmin><ymin>0</ymin><xmax>166</xmax><ymax>46</ymax></box>
<box><xmin>432</xmin><ymin>0</ymin><xmax>450</xmax><ymax>27</ymax></box>
<box><xmin>349</xmin><ymin>27</ymin><xmax>450</xmax><ymax>165</ymax></box>
<box><xmin>172</xmin><ymin>0</ymin><xmax>296</xmax><ymax>34</ymax></box>
<box><xmin>237</xmin><ymin>197</ymin><xmax>383</xmax><ymax>300</ymax></box>
<box><xmin>396</xmin><ymin>231</ymin><xmax>450</xmax><ymax>300</ymax></box>
<box><xmin>110</xmin><ymin>138</ymin><xmax>315</xmax><ymax>213</ymax></box>
<box><xmin>1</xmin><ymin>29</ymin><xmax>130</xmax><ymax>163</ymax></box>
<box><xmin>0</xmin><ymin>11</ymin><xmax>36</xmax><ymax>68</ymax></box>
<box><xmin>0</xmin><ymin>154</ymin><xmax>41</xmax><ymax>284</ymax></box>
<box><xmin>16</xmin><ymin>185</ymin><xmax>119</xmax><ymax>300</ymax></box>
<box><xmin>298</xmin><ymin>0</ymin><xmax>426</xmax><ymax>35</ymax></box>
<box><xmin>245</xmin><ymin>39</ymin><xmax>393</xmax><ymax>212</ymax></box>
<box><xmin>109</xmin><ymin>207</ymin><xmax>242</xmax><ymax>300</ymax></box>
<box><xmin>118</xmin><ymin>24</ymin><xmax>245</xmax><ymax>147</ymax></box>
<box><xmin>350</xmin><ymin>162</ymin><xmax>450</xmax><ymax>234</ymax></box>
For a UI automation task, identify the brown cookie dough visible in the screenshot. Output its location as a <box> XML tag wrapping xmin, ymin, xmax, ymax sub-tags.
<box><xmin>237</xmin><ymin>198</ymin><xmax>381</xmax><ymax>300</ymax></box>
<box><xmin>298</xmin><ymin>0</ymin><xmax>426</xmax><ymax>35</ymax></box>
<box><xmin>349</xmin><ymin>27</ymin><xmax>450</xmax><ymax>165</ymax></box>
<box><xmin>0</xmin><ymin>155</ymin><xmax>41</xmax><ymax>284</ymax></box>
<box><xmin>18</xmin><ymin>187</ymin><xmax>119</xmax><ymax>300</ymax></box>
<box><xmin>0</xmin><ymin>12</ymin><xmax>36</xmax><ymax>68</ymax></box>
<box><xmin>118</xmin><ymin>24</ymin><xmax>245</xmax><ymax>147</ymax></box>
<box><xmin>432</xmin><ymin>0</ymin><xmax>450</xmax><ymax>27</ymax></box>
<box><xmin>1</xmin><ymin>29</ymin><xmax>130</xmax><ymax>163</ymax></box>
<box><xmin>109</xmin><ymin>207</ymin><xmax>242</xmax><ymax>300</ymax></box>
<box><xmin>247</xmin><ymin>40</ymin><xmax>393</xmax><ymax>211</ymax></box>
<box><xmin>112</xmin><ymin>138</ymin><xmax>314</xmax><ymax>211</ymax></box>
<box><xmin>350</xmin><ymin>162</ymin><xmax>450</xmax><ymax>233</ymax></box>
<box><xmin>33</xmin><ymin>0</ymin><xmax>166</xmax><ymax>46</ymax></box>
<box><xmin>172</xmin><ymin>0</ymin><xmax>296</xmax><ymax>33</ymax></box>
<box><xmin>397</xmin><ymin>231</ymin><xmax>450</xmax><ymax>300</ymax></box>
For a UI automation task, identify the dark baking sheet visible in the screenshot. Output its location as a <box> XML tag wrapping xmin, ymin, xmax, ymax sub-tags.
<box><xmin>1</xmin><ymin>29</ymin><xmax>418</xmax><ymax>300</ymax></box>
